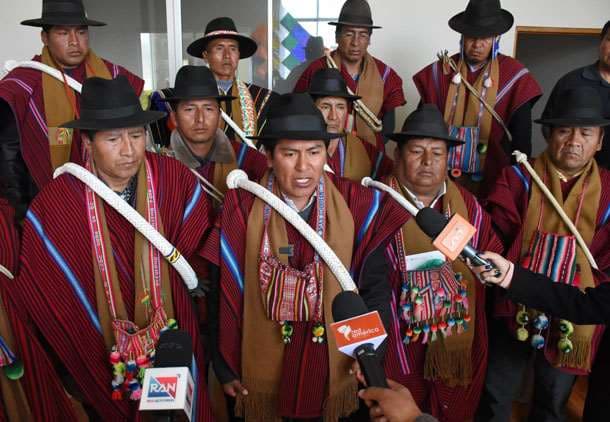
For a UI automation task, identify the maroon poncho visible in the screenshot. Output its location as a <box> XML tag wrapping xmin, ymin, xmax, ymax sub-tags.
<box><xmin>203</xmin><ymin>174</ymin><xmax>410</xmax><ymax>418</ymax></box>
<box><xmin>413</xmin><ymin>53</ymin><xmax>542</xmax><ymax>194</ymax></box>
<box><xmin>0</xmin><ymin>56</ymin><xmax>143</xmax><ymax>190</ymax></box>
<box><xmin>486</xmin><ymin>161</ymin><xmax>610</xmax><ymax>375</ymax></box>
<box><xmin>0</xmin><ymin>199</ymin><xmax>78</xmax><ymax>421</ymax></box>
<box><xmin>383</xmin><ymin>184</ymin><xmax>502</xmax><ymax>422</ymax></box>
<box><xmin>16</xmin><ymin>154</ymin><xmax>214</xmax><ymax>421</ymax></box>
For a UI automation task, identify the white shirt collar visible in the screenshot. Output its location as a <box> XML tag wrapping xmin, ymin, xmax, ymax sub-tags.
<box><xmin>402</xmin><ymin>182</ymin><xmax>447</xmax><ymax>209</ymax></box>
<box><xmin>281</xmin><ymin>191</ymin><xmax>317</xmax><ymax>213</ymax></box>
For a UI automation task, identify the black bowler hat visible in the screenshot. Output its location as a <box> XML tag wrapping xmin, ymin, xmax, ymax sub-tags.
<box><xmin>329</xmin><ymin>0</ymin><xmax>381</xmax><ymax>29</ymax></box>
<box><xmin>388</xmin><ymin>104</ymin><xmax>464</xmax><ymax>147</ymax></box>
<box><xmin>187</xmin><ymin>17</ymin><xmax>258</xmax><ymax>60</ymax></box>
<box><xmin>249</xmin><ymin>93</ymin><xmax>335</xmax><ymax>141</ymax></box>
<box><xmin>308</xmin><ymin>68</ymin><xmax>361</xmax><ymax>102</ymax></box>
<box><xmin>21</xmin><ymin>0</ymin><xmax>106</xmax><ymax>27</ymax></box>
<box><xmin>535</xmin><ymin>87</ymin><xmax>610</xmax><ymax>127</ymax></box>
<box><xmin>163</xmin><ymin>65</ymin><xmax>235</xmax><ymax>103</ymax></box>
<box><xmin>448</xmin><ymin>0</ymin><xmax>514</xmax><ymax>37</ymax></box>
<box><xmin>61</xmin><ymin>76</ymin><xmax>165</xmax><ymax>130</ymax></box>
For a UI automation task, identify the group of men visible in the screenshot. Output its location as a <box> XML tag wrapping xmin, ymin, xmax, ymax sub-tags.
<box><xmin>0</xmin><ymin>0</ymin><xmax>609</xmax><ymax>421</ymax></box>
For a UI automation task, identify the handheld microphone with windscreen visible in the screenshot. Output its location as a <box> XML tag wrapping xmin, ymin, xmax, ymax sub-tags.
<box><xmin>331</xmin><ymin>291</ymin><xmax>388</xmax><ymax>388</ymax></box>
<box><xmin>415</xmin><ymin>207</ymin><xmax>501</xmax><ymax>277</ymax></box>
<box><xmin>139</xmin><ymin>330</ymin><xmax>195</xmax><ymax>421</ymax></box>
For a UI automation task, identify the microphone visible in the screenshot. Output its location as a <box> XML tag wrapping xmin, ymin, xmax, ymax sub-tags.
<box><xmin>139</xmin><ymin>330</ymin><xmax>195</xmax><ymax>422</ymax></box>
<box><xmin>331</xmin><ymin>291</ymin><xmax>388</xmax><ymax>388</ymax></box>
<box><xmin>415</xmin><ymin>207</ymin><xmax>501</xmax><ymax>277</ymax></box>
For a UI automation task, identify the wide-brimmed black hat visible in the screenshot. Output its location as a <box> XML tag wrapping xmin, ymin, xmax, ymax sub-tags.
<box><xmin>535</xmin><ymin>87</ymin><xmax>610</xmax><ymax>127</ymax></box>
<box><xmin>249</xmin><ymin>93</ymin><xmax>335</xmax><ymax>141</ymax></box>
<box><xmin>388</xmin><ymin>104</ymin><xmax>464</xmax><ymax>146</ymax></box>
<box><xmin>448</xmin><ymin>0</ymin><xmax>514</xmax><ymax>37</ymax></box>
<box><xmin>187</xmin><ymin>17</ymin><xmax>258</xmax><ymax>60</ymax></box>
<box><xmin>21</xmin><ymin>0</ymin><xmax>106</xmax><ymax>27</ymax></box>
<box><xmin>308</xmin><ymin>68</ymin><xmax>361</xmax><ymax>102</ymax></box>
<box><xmin>162</xmin><ymin>65</ymin><xmax>235</xmax><ymax>103</ymax></box>
<box><xmin>329</xmin><ymin>0</ymin><xmax>381</xmax><ymax>29</ymax></box>
<box><xmin>61</xmin><ymin>76</ymin><xmax>165</xmax><ymax>130</ymax></box>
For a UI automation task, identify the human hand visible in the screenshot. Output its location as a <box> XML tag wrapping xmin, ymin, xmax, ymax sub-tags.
<box><xmin>467</xmin><ymin>251</ymin><xmax>514</xmax><ymax>288</ymax></box>
<box><xmin>358</xmin><ymin>379</ymin><xmax>422</xmax><ymax>422</ymax></box>
<box><xmin>222</xmin><ymin>379</ymin><xmax>248</xmax><ymax>397</ymax></box>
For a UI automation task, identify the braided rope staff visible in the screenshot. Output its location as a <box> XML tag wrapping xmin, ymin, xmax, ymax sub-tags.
<box><xmin>0</xmin><ymin>266</ymin><xmax>13</xmax><ymax>280</ymax></box>
<box><xmin>325</xmin><ymin>52</ymin><xmax>383</xmax><ymax>133</ymax></box>
<box><xmin>54</xmin><ymin>162</ymin><xmax>200</xmax><ymax>289</ymax></box>
<box><xmin>361</xmin><ymin>177</ymin><xmax>419</xmax><ymax>216</ymax></box>
<box><xmin>226</xmin><ymin>169</ymin><xmax>356</xmax><ymax>292</ymax></box>
<box><xmin>437</xmin><ymin>50</ymin><xmax>512</xmax><ymax>142</ymax></box>
<box><xmin>513</xmin><ymin>150</ymin><xmax>598</xmax><ymax>270</ymax></box>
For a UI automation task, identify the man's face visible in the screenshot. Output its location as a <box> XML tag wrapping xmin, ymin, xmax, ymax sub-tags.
<box><xmin>266</xmin><ymin>140</ymin><xmax>327</xmax><ymax>208</ymax></box>
<box><xmin>394</xmin><ymin>138</ymin><xmax>448</xmax><ymax>197</ymax></box>
<box><xmin>203</xmin><ymin>38</ymin><xmax>240</xmax><ymax>80</ymax></box>
<box><xmin>84</xmin><ymin>126</ymin><xmax>146</xmax><ymax>190</ymax></box>
<box><xmin>600</xmin><ymin>30</ymin><xmax>610</xmax><ymax>70</ymax></box>
<box><xmin>546</xmin><ymin>126</ymin><xmax>603</xmax><ymax>176</ymax></box>
<box><xmin>315</xmin><ymin>97</ymin><xmax>348</xmax><ymax>134</ymax></box>
<box><xmin>463</xmin><ymin>36</ymin><xmax>493</xmax><ymax>65</ymax></box>
<box><xmin>41</xmin><ymin>25</ymin><xmax>89</xmax><ymax>69</ymax></box>
<box><xmin>170</xmin><ymin>99</ymin><xmax>220</xmax><ymax>146</ymax></box>
<box><xmin>336</xmin><ymin>26</ymin><xmax>371</xmax><ymax>65</ymax></box>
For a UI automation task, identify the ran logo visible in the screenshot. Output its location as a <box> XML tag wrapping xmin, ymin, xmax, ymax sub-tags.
<box><xmin>148</xmin><ymin>376</ymin><xmax>178</xmax><ymax>398</ymax></box>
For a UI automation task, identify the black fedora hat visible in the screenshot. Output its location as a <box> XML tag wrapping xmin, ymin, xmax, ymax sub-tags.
<box><xmin>308</xmin><ymin>68</ymin><xmax>361</xmax><ymax>102</ymax></box>
<box><xmin>21</xmin><ymin>0</ymin><xmax>106</xmax><ymax>27</ymax></box>
<box><xmin>448</xmin><ymin>0</ymin><xmax>514</xmax><ymax>37</ymax></box>
<box><xmin>61</xmin><ymin>76</ymin><xmax>165</xmax><ymax>130</ymax></box>
<box><xmin>249</xmin><ymin>93</ymin><xmax>335</xmax><ymax>141</ymax></box>
<box><xmin>329</xmin><ymin>0</ymin><xmax>381</xmax><ymax>29</ymax></box>
<box><xmin>187</xmin><ymin>17</ymin><xmax>258</xmax><ymax>60</ymax></box>
<box><xmin>388</xmin><ymin>104</ymin><xmax>464</xmax><ymax>146</ymax></box>
<box><xmin>163</xmin><ymin>65</ymin><xmax>235</xmax><ymax>102</ymax></box>
<box><xmin>535</xmin><ymin>87</ymin><xmax>610</xmax><ymax>127</ymax></box>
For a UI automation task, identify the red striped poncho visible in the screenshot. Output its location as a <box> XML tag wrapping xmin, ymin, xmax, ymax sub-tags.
<box><xmin>326</xmin><ymin>134</ymin><xmax>394</xmax><ymax>181</ymax></box>
<box><xmin>486</xmin><ymin>161</ymin><xmax>610</xmax><ymax>375</ymax></box>
<box><xmin>203</xmin><ymin>174</ymin><xmax>410</xmax><ymax>418</ymax></box>
<box><xmin>382</xmin><ymin>184</ymin><xmax>502</xmax><ymax>422</ymax></box>
<box><xmin>294</xmin><ymin>54</ymin><xmax>406</xmax><ymax>150</ymax></box>
<box><xmin>413</xmin><ymin>53</ymin><xmax>542</xmax><ymax>195</ymax></box>
<box><xmin>0</xmin><ymin>55</ymin><xmax>143</xmax><ymax>190</ymax></box>
<box><xmin>0</xmin><ymin>199</ymin><xmax>78</xmax><ymax>421</ymax></box>
<box><xmin>15</xmin><ymin>154</ymin><xmax>215</xmax><ymax>421</ymax></box>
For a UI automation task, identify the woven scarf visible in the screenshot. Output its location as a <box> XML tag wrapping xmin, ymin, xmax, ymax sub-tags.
<box><xmin>443</xmin><ymin>55</ymin><xmax>499</xmax><ymax>174</ymax></box>
<box><xmin>520</xmin><ymin>153</ymin><xmax>600</xmax><ymax>371</ymax></box>
<box><xmin>238</xmin><ymin>171</ymin><xmax>358</xmax><ymax>421</ymax></box>
<box><xmin>41</xmin><ymin>47</ymin><xmax>112</xmax><ymax>170</ymax></box>
<box><xmin>220</xmin><ymin>80</ymin><xmax>257</xmax><ymax>138</ymax></box>
<box><xmin>0</xmin><ymin>295</ymin><xmax>32</xmax><ymax>422</ymax></box>
<box><xmin>389</xmin><ymin>176</ymin><xmax>476</xmax><ymax>386</ymax></box>
<box><xmin>331</xmin><ymin>51</ymin><xmax>384</xmax><ymax>147</ymax></box>
<box><xmin>87</xmin><ymin>160</ymin><xmax>175</xmax><ymax>353</ymax></box>
<box><xmin>334</xmin><ymin>133</ymin><xmax>372</xmax><ymax>180</ymax></box>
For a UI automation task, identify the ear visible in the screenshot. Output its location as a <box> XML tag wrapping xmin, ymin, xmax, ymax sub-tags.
<box><xmin>169</xmin><ymin>111</ymin><xmax>177</xmax><ymax>128</ymax></box>
<box><xmin>393</xmin><ymin>143</ymin><xmax>401</xmax><ymax>161</ymax></box>
<box><xmin>597</xmin><ymin>128</ymin><xmax>604</xmax><ymax>152</ymax></box>
<box><xmin>202</xmin><ymin>50</ymin><xmax>209</xmax><ymax>64</ymax></box>
<box><xmin>81</xmin><ymin>132</ymin><xmax>93</xmax><ymax>154</ymax></box>
<box><xmin>41</xmin><ymin>30</ymin><xmax>48</xmax><ymax>46</ymax></box>
<box><xmin>265</xmin><ymin>146</ymin><xmax>273</xmax><ymax>169</ymax></box>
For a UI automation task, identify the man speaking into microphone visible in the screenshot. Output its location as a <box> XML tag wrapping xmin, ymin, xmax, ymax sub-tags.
<box><xmin>379</xmin><ymin>105</ymin><xmax>503</xmax><ymax>422</ymax></box>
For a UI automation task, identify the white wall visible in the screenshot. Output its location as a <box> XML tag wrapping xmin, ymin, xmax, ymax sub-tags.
<box><xmin>0</xmin><ymin>1</ymin><xmax>44</xmax><ymax>65</ymax></box>
<box><xmin>368</xmin><ymin>0</ymin><xmax>609</xmax><ymax>125</ymax></box>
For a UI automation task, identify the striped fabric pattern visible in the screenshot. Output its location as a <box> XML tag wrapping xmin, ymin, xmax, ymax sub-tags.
<box><xmin>447</xmin><ymin>125</ymin><xmax>481</xmax><ymax>174</ymax></box>
<box><xmin>16</xmin><ymin>154</ymin><xmax>214</xmax><ymax>421</ymax></box>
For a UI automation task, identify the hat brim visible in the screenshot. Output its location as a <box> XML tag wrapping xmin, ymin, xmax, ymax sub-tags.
<box><xmin>249</xmin><ymin>130</ymin><xmax>337</xmax><ymax>141</ymax></box>
<box><xmin>21</xmin><ymin>17</ymin><xmax>106</xmax><ymax>27</ymax></box>
<box><xmin>161</xmin><ymin>93</ymin><xmax>236</xmax><ymax>103</ymax></box>
<box><xmin>387</xmin><ymin>130</ymin><xmax>465</xmax><ymax>147</ymax></box>
<box><xmin>448</xmin><ymin>10</ymin><xmax>514</xmax><ymax>37</ymax></box>
<box><xmin>309</xmin><ymin>91</ymin><xmax>361</xmax><ymax>102</ymax></box>
<box><xmin>328</xmin><ymin>21</ymin><xmax>381</xmax><ymax>29</ymax></box>
<box><xmin>61</xmin><ymin>110</ymin><xmax>166</xmax><ymax>131</ymax></box>
<box><xmin>187</xmin><ymin>34</ymin><xmax>258</xmax><ymax>59</ymax></box>
<box><xmin>534</xmin><ymin>117</ymin><xmax>610</xmax><ymax>127</ymax></box>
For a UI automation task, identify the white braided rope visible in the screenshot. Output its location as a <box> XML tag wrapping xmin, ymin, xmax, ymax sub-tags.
<box><xmin>54</xmin><ymin>163</ymin><xmax>199</xmax><ymax>289</ymax></box>
<box><xmin>226</xmin><ymin>169</ymin><xmax>356</xmax><ymax>291</ymax></box>
<box><xmin>4</xmin><ymin>60</ymin><xmax>83</xmax><ymax>91</ymax></box>
<box><xmin>361</xmin><ymin>177</ymin><xmax>419</xmax><ymax>217</ymax></box>
<box><xmin>0</xmin><ymin>265</ymin><xmax>14</xmax><ymax>280</ymax></box>
<box><xmin>513</xmin><ymin>150</ymin><xmax>598</xmax><ymax>270</ymax></box>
